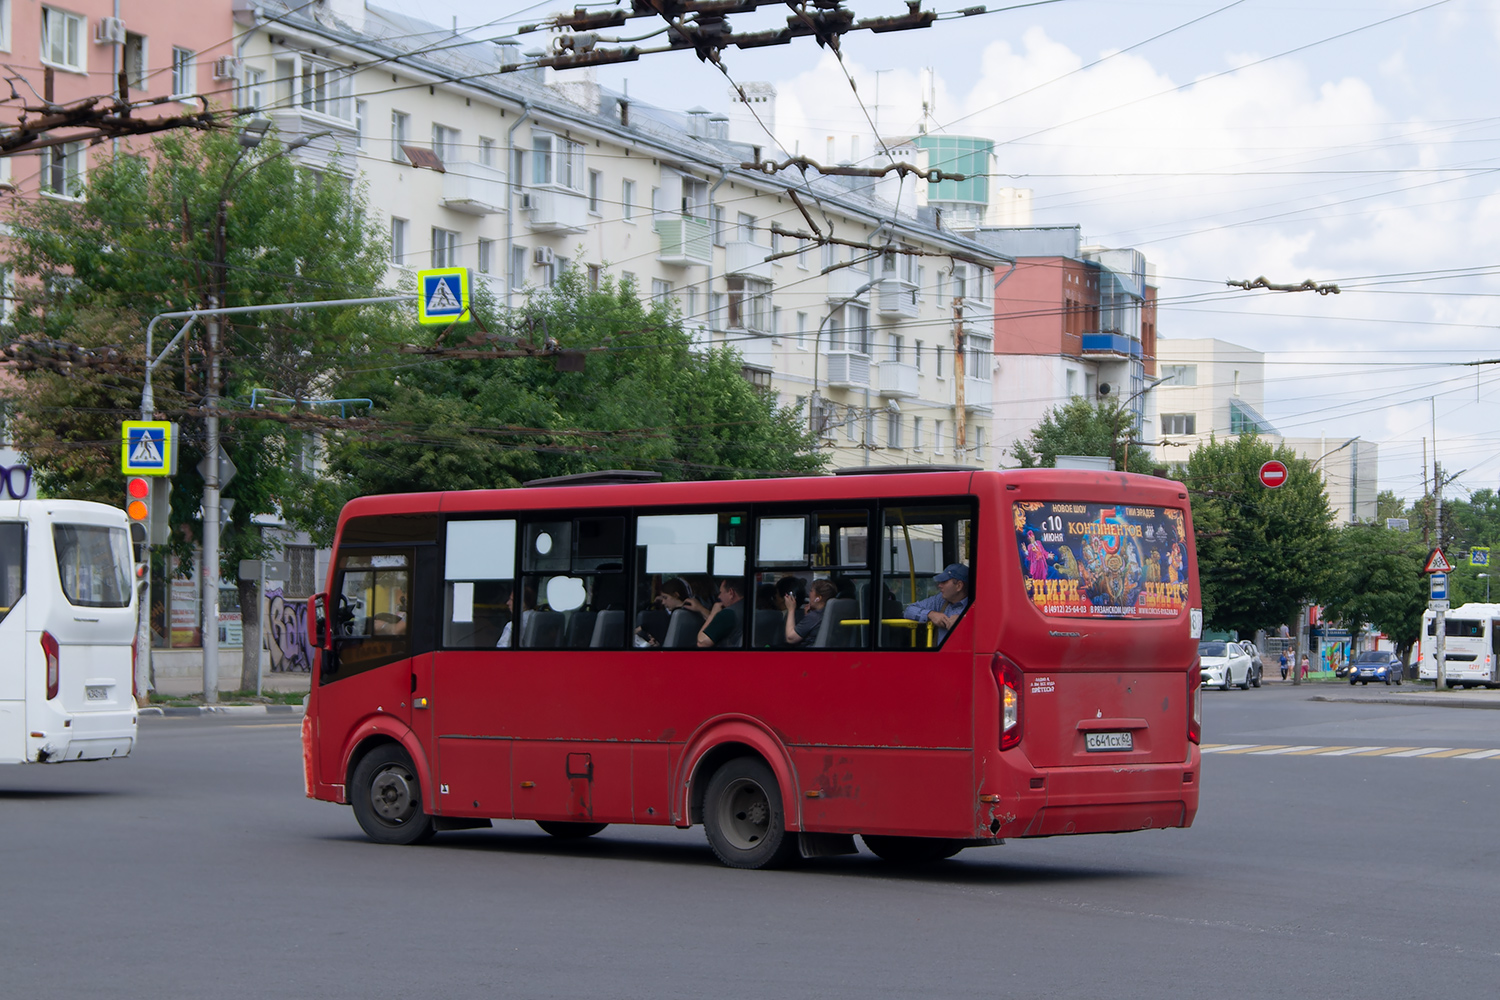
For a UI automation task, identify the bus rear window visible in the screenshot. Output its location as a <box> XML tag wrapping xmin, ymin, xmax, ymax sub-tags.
<box><xmin>1015</xmin><ymin>501</ymin><xmax>1188</xmax><ymax>618</ymax></box>
<box><xmin>53</xmin><ymin>524</ymin><xmax>133</xmax><ymax>608</ymax></box>
<box><xmin>0</xmin><ymin>522</ymin><xmax>23</xmax><ymax>624</ymax></box>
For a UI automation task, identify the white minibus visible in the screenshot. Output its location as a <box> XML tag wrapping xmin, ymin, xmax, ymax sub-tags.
<box><xmin>0</xmin><ymin>499</ymin><xmax>139</xmax><ymax>764</ymax></box>
<box><xmin>1418</xmin><ymin>602</ymin><xmax>1500</xmax><ymax>688</ymax></box>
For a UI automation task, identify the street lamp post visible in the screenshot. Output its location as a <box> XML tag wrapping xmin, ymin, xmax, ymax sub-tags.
<box><xmin>1480</xmin><ymin>573</ymin><xmax>1491</xmax><ymax>602</ymax></box>
<box><xmin>1117</xmin><ymin>375</ymin><xmax>1169</xmax><ymax>472</ymax></box>
<box><xmin>810</xmin><ymin>277</ymin><xmax>879</xmax><ymax>441</ymax></box>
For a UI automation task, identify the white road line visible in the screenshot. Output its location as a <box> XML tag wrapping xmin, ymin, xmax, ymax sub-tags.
<box><xmin>1199</xmin><ymin>744</ymin><xmax>1257</xmax><ymax>753</ymax></box>
<box><xmin>1312</xmin><ymin>746</ymin><xmax>1385</xmax><ymax>756</ymax></box>
<box><xmin>1249</xmin><ymin>745</ymin><xmax>1320</xmax><ymax>755</ymax></box>
<box><xmin>1384</xmin><ymin>747</ymin><xmax>1452</xmax><ymax>758</ymax></box>
<box><xmin>1455</xmin><ymin>749</ymin><xmax>1500</xmax><ymax>759</ymax></box>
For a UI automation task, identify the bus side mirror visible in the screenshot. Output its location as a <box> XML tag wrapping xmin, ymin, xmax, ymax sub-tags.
<box><xmin>308</xmin><ymin>594</ymin><xmax>330</xmax><ymax>650</ymax></box>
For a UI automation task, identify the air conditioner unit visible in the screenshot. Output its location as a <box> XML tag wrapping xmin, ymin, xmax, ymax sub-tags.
<box><xmin>212</xmin><ymin>56</ymin><xmax>243</xmax><ymax>81</ymax></box>
<box><xmin>518</xmin><ymin>192</ymin><xmax>535</xmax><ymax>210</ymax></box>
<box><xmin>94</xmin><ymin>17</ymin><xmax>127</xmax><ymax>45</ymax></box>
<box><xmin>533</xmin><ymin>246</ymin><xmax>555</xmax><ymax>266</ymax></box>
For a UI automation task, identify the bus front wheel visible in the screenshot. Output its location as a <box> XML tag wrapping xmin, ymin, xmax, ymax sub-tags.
<box><xmin>537</xmin><ymin>821</ymin><xmax>608</xmax><ymax>839</ymax></box>
<box><xmin>350</xmin><ymin>745</ymin><xmax>436</xmax><ymax>846</ymax></box>
<box><xmin>702</xmin><ymin>757</ymin><xmax>800</xmax><ymax>870</ymax></box>
<box><xmin>862</xmin><ymin>835</ymin><xmax>965</xmax><ymax>864</ymax></box>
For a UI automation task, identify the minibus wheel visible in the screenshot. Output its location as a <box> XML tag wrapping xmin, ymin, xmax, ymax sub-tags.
<box><xmin>537</xmin><ymin>821</ymin><xmax>608</xmax><ymax>839</ymax></box>
<box><xmin>861</xmin><ymin>835</ymin><xmax>964</xmax><ymax>864</ymax></box>
<box><xmin>702</xmin><ymin>757</ymin><xmax>799</xmax><ymax>870</ymax></box>
<box><xmin>351</xmin><ymin>745</ymin><xmax>436</xmax><ymax>845</ymax></box>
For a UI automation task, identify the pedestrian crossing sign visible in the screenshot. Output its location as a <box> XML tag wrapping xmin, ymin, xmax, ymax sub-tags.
<box><xmin>121</xmin><ymin>420</ymin><xmax>176</xmax><ymax>476</ymax></box>
<box><xmin>417</xmin><ymin>267</ymin><xmax>471</xmax><ymax>325</ymax></box>
<box><xmin>1472</xmin><ymin>547</ymin><xmax>1490</xmax><ymax>568</ymax></box>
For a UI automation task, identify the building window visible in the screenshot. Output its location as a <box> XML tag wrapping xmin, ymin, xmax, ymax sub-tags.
<box><xmin>621</xmin><ymin>179</ymin><xmax>635</xmax><ymax>221</ymax></box>
<box><xmin>40</xmin><ymin>141</ymin><xmax>84</xmax><ymax>198</ymax></box>
<box><xmin>737</xmin><ymin>212</ymin><xmax>756</xmax><ymax>242</ymax></box>
<box><xmin>975</xmin><ymin>426</ymin><xmax>986</xmax><ymax>461</ymax></box>
<box><xmin>771</xmin><ymin>230</ymin><xmax>782</xmax><ymax>255</ymax></box>
<box><xmin>40</xmin><ymin>7</ymin><xmax>83</xmax><ymax>72</ymax></box>
<box><xmin>934</xmin><ymin>420</ymin><xmax>945</xmax><ymax>455</ymax></box>
<box><xmin>771</xmin><ymin>306</ymin><xmax>782</xmax><ymax>343</ymax></box>
<box><xmin>1066</xmin><ymin>369</ymin><xmax>1078</xmax><ymax>397</ymax></box>
<box><xmin>1161</xmin><ymin>364</ymin><xmax>1197</xmax><ymax>387</ymax></box>
<box><xmin>967</xmin><ymin>335</ymin><xmax>992</xmax><ymax>379</ymax></box>
<box><xmin>297</xmin><ymin>58</ymin><xmax>353</xmax><ymax>119</ymax></box>
<box><xmin>796</xmin><ymin>311</ymin><xmax>808</xmax><ymax>350</ymax></box>
<box><xmin>726</xmin><ymin>277</ymin><xmax>771</xmax><ymax>333</ymax></box>
<box><xmin>391</xmin><ymin>111</ymin><xmax>409</xmax><ymax>163</ymax></box>
<box><xmin>887</xmin><ymin>412</ymin><xmax>903</xmax><ymax>449</ymax></box>
<box><xmin>797</xmin><ymin>242</ymin><xmax>809</xmax><ymax>269</ymax></box>
<box><xmin>651</xmin><ymin>186</ymin><xmax>661</xmax><ymax>219</ymax></box>
<box><xmin>125</xmin><ymin>33</ymin><xmax>149</xmax><ymax>92</ymax></box>
<box><xmin>586</xmin><ymin>264</ymin><xmax>601</xmax><ymax>291</ymax></box>
<box><xmin>1161</xmin><ymin>413</ymin><xmax>1196</xmax><ymax>435</ymax></box>
<box><xmin>531</xmin><ymin>133</ymin><xmax>583</xmax><ymax>190</ymax></box>
<box><xmin>511</xmin><ymin>246</ymin><xmax>527</xmax><ymax>290</ymax></box>
<box><xmin>171</xmin><ymin>47</ymin><xmax>196</xmax><ymax>98</ymax></box>
<box><xmin>389</xmin><ymin>217</ymin><xmax>407</xmax><ymax>266</ymax></box>
<box><xmin>913</xmin><ymin>416</ymin><xmax>924</xmax><ymax>451</ymax></box>
<box><xmin>0</xmin><ymin>0</ymin><xmax>10</xmax><ymax>53</ymax></box>
<box><xmin>587</xmin><ymin>170</ymin><xmax>602</xmax><ymax>213</ymax></box>
<box><xmin>354</xmin><ymin>100</ymin><xmax>367</xmax><ymax>146</ymax></box>
<box><xmin>432</xmin><ymin>123</ymin><xmax>460</xmax><ymax>164</ymax></box>
<box><xmin>712</xmin><ymin>205</ymin><xmax>726</xmax><ymax>246</ymax></box>
<box><xmin>914</xmin><ymin>340</ymin><xmax>924</xmax><ymax>371</ymax></box>
<box><xmin>478</xmin><ymin>136</ymin><xmax>495</xmax><ymax>167</ymax></box>
<box><xmin>935</xmin><ymin>345</ymin><xmax>945</xmax><ymax>378</ymax></box>
<box><xmin>889</xmin><ymin>333</ymin><xmax>904</xmax><ymax>363</ymax></box>
<box><xmin>477</xmin><ymin>239</ymin><xmax>493</xmax><ymax>275</ymax></box>
<box><xmin>431</xmin><ymin>228</ymin><xmax>459</xmax><ymax>268</ymax></box>
<box><xmin>651</xmin><ymin>278</ymin><xmax>673</xmax><ymax>302</ymax></box>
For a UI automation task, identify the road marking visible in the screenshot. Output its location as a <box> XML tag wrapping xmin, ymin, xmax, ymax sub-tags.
<box><xmin>1353</xmin><ymin>747</ymin><xmax>1420</xmax><ymax>756</ymax></box>
<box><xmin>1201</xmin><ymin>742</ymin><xmax>1500</xmax><ymax>759</ymax></box>
<box><xmin>1383</xmin><ymin>747</ymin><xmax>1452</xmax><ymax>757</ymax></box>
<box><xmin>1220</xmin><ymin>745</ymin><xmax>1290</xmax><ymax>754</ymax></box>
<box><xmin>1199</xmin><ymin>744</ymin><xmax>1257</xmax><ymax>753</ymax></box>
<box><xmin>1414</xmin><ymin>747</ymin><xmax>1482</xmax><ymax>758</ymax></box>
<box><xmin>1455</xmin><ymin>749</ymin><xmax>1500</xmax><ymax>759</ymax></box>
<box><xmin>1282</xmin><ymin>746</ymin><xmax>1357</xmax><ymax>755</ymax></box>
<box><xmin>1249</xmin><ymin>745</ymin><xmax>1321</xmax><ymax>755</ymax></box>
<box><xmin>1308</xmin><ymin>746</ymin><xmax>1384</xmax><ymax>756</ymax></box>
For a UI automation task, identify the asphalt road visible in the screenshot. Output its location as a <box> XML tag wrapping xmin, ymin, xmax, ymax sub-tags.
<box><xmin>2</xmin><ymin>687</ymin><xmax>1498</xmax><ymax>999</ymax></box>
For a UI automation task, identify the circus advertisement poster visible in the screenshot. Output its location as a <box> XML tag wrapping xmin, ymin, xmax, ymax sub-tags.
<box><xmin>1014</xmin><ymin>501</ymin><xmax>1189</xmax><ymax>618</ymax></box>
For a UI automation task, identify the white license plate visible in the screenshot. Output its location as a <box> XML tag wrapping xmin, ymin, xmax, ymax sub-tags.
<box><xmin>85</xmin><ymin>685</ymin><xmax>110</xmax><ymax>701</ymax></box>
<box><xmin>1085</xmin><ymin>731</ymin><xmax>1133</xmax><ymax>752</ymax></box>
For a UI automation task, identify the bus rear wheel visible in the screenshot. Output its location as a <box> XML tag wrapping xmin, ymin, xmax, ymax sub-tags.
<box><xmin>862</xmin><ymin>835</ymin><xmax>965</xmax><ymax>864</ymax></box>
<box><xmin>702</xmin><ymin>757</ymin><xmax>799</xmax><ymax>870</ymax></box>
<box><xmin>537</xmin><ymin>821</ymin><xmax>608</xmax><ymax>839</ymax></box>
<box><xmin>350</xmin><ymin>745</ymin><xmax>435</xmax><ymax>846</ymax></box>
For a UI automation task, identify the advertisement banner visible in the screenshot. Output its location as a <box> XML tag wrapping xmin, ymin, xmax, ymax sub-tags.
<box><xmin>1014</xmin><ymin>500</ymin><xmax>1189</xmax><ymax>618</ymax></box>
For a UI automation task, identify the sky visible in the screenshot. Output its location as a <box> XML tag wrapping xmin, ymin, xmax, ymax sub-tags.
<box><xmin>374</xmin><ymin>0</ymin><xmax>1500</xmax><ymax>505</ymax></box>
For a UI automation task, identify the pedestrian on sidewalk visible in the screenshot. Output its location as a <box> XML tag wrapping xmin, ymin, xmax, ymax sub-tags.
<box><xmin>1279</xmin><ymin>650</ymin><xmax>1290</xmax><ymax>681</ymax></box>
<box><xmin>1300</xmin><ymin>653</ymin><xmax>1310</xmax><ymax>680</ymax></box>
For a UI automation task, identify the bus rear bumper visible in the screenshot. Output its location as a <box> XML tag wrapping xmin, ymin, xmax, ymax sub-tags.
<box><xmin>1017</xmin><ymin>755</ymin><xmax>1199</xmax><ymax>837</ymax></box>
<box><xmin>27</xmin><ymin>709</ymin><xmax>138</xmax><ymax>763</ymax></box>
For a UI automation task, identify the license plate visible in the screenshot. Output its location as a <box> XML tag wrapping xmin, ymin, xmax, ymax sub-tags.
<box><xmin>1085</xmin><ymin>731</ymin><xmax>1133</xmax><ymax>752</ymax></box>
<box><xmin>86</xmin><ymin>685</ymin><xmax>109</xmax><ymax>701</ymax></box>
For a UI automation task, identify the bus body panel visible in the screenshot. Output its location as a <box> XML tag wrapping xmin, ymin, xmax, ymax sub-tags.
<box><xmin>309</xmin><ymin>470</ymin><xmax>1200</xmax><ymax>844</ymax></box>
<box><xmin>1418</xmin><ymin>604</ymin><xmax>1500</xmax><ymax>684</ymax></box>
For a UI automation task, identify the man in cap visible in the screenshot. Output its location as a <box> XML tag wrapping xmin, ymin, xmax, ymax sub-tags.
<box><xmin>903</xmin><ymin>563</ymin><xmax>970</xmax><ymax>643</ymax></box>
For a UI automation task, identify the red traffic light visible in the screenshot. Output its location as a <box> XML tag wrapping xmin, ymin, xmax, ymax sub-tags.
<box><xmin>126</xmin><ymin>477</ymin><xmax>150</xmax><ymax>521</ymax></box>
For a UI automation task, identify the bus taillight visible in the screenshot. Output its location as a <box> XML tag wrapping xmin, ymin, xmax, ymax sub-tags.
<box><xmin>993</xmin><ymin>654</ymin><xmax>1023</xmax><ymax>750</ymax></box>
<box><xmin>41</xmin><ymin>631</ymin><xmax>60</xmax><ymax>700</ymax></box>
<box><xmin>1188</xmin><ymin>658</ymin><xmax>1202</xmax><ymax>745</ymax></box>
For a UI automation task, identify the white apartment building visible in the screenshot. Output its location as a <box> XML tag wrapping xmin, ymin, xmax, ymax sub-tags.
<box><xmin>233</xmin><ymin>0</ymin><xmax>1005</xmax><ymax>470</ymax></box>
<box><xmin>1154</xmin><ymin>337</ymin><xmax>1376</xmax><ymax>524</ymax></box>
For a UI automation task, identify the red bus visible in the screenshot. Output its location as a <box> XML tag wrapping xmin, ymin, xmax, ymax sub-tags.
<box><xmin>301</xmin><ymin>467</ymin><xmax>1201</xmax><ymax>868</ymax></box>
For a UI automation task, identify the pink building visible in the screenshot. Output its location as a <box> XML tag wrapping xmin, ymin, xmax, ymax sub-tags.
<box><xmin>0</xmin><ymin>1</ymin><xmax>239</xmax><ymax>198</ymax></box>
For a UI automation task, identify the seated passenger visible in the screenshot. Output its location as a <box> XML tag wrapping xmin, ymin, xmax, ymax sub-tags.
<box><xmin>637</xmin><ymin>577</ymin><xmax>702</xmax><ymax>647</ymax></box>
<box><xmin>697</xmin><ymin>578</ymin><xmax>744</xmax><ymax>648</ymax></box>
<box><xmin>903</xmin><ymin>564</ymin><xmax>970</xmax><ymax>643</ymax></box>
<box><xmin>496</xmin><ymin>585</ymin><xmax>535</xmax><ymax>648</ymax></box>
<box><xmin>782</xmin><ymin>579</ymin><xmax>836</xmax><ymax>647</ymax></box>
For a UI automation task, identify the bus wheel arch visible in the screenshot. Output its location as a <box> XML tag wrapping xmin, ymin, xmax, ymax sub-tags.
<box><xmin>678</xmin><ymin>719</ymin><xmax>799</xmax><ymax>832</ymax></box>
<box><xmin>349</xmin><ymin>742</ymin><xmax>436</xmax><ymax>845</ymax></box>
<box><xmin>342</xmin><ymin>724</ymin><xmax>434</xmax><ymax>813</ymax></box>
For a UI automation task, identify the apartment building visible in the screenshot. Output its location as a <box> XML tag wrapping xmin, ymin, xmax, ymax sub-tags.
<box><xmin>231</xmin><ymin>0</ymin><xmax>1005</xmax><ymax>470</ymax></box>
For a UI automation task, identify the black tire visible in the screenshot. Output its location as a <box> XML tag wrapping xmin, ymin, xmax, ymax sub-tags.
<box><xmin>1396</xmin><ymin>674</ymin><xmax>1403</xmax><ymax>685</ymax></box>
<box><xmin>701</xmin><ymin>757</ymin><xmax>800</xmax><ymax>870</ymax></box>
<box><xmin>1350</xmin><ymin>678</ymin><xmax>1357</xmax><ymax>686</ymax></box>
<box><xmin>1238</xmin><ymin>668</ymin><xmax>1251</xmax><ymax>691</ymax></box>
<box><xmin>1384</xmin><ymin>674</ymin><xmax>1392</xmax><ymax>686</ymax></box>
<box><xmin>1251</xmin><ymin>668</ymin><xmax>1261</xmax><ymax>689</ymax></box>
<box><xmin>862</xmin><ymin>835</ymin><xmax>965</xmax><ymax>864</ymax></box>
<box><xmin>537</xmin><ymin>821</ymin><xmax>608</xmax><ymax>839</ymax></box>
<box><xmin>1221</xmin><ymin>670</ymin><xmax>1232</xmax><ymax>692</ymax></box>
<box><xmin>350</xmin><ymin>744</ymin><xmax>436</xmax><ymax>845</ymax></box>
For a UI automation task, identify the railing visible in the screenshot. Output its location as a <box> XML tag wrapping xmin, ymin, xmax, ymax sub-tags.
<box><xmin>655</xmin><ymin>216</ymin><xmax>712</xmax><ymax>266</ymax></box>
<box><xmin>953</xmin><ymin>375</ymin><xmax>992</xmax><ymax>411</ymax></box>
<box><xmin>877</xmin><ymin>279</ymin><xmax>919</xmax><ymax>318</ymax></box>
<box><xmin>735</xmin><ymin>333</ymin><xmax>776</xmax><ymax>370</ymax></box>
<box><xmin>876</xmin><ymin>361</ymin><xmax>919</xmax><ymax>398</ymax></box>
<box><xmin>825</xmin><ymin>350</ymin><xmax>871</xmax><ymax>388</ymax></box>
<box><xmin>523</xmin><ymin>187</ymin><xmax>589</xmax><ymax>233</ymax></box>
<box><xmin>725</xmin><ymin>240</ymin><xmax>774</xmax><ymax>280</ymax></box>
<box><xmin>441</xmin><ymin>160</ymin><xmax>508</xmax><ymax>216</ymax></box>
<box><xmin>826</xmin><ymin>267</ymin><xmax>873</xmax><ymax>303</ymax></box>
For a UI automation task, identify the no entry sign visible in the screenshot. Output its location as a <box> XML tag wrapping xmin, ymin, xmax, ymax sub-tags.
<box><xmin>1259</xmin><ymin>460</ymin><xmax>1288</xmax><ymax>489</ymax></box>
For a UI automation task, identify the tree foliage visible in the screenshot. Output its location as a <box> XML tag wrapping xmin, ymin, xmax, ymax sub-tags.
<box><xmin>1011</xmin><ymin>396</ymin><xmax>1155</xmax><ymax>474</ymax></box>
<box><xmin>1185</xmin><ymin>434</ymin><xmax>1335</xmax><ymax>635</ymax></box>
<box><xmin>1320</xmin><ymin>524</ymin><xmax>1426</xmax><ymax>661</ymax></box>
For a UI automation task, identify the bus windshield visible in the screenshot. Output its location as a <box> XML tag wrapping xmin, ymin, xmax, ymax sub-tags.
<box><xmin>0</xmin><ymin>522</ymin><xmax>23</xmax><ymax>624</ymax></box>
<box><xmin>52</xmin><ymin>524</ymin><xmax>132</xmax><ymax>608</ymax></box>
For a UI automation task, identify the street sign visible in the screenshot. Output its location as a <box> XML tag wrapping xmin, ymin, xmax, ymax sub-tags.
<box><xmin>1429</xmin><ymin>599</ymin><xmax>1450</xmax><ymax>612</ymax></box>
<box><xmin>1471</xmin><ymin>547</ymin><xmax>1490</xmax><ymax>567</ymax></box>
<box><xmin>417</xmin><ymin>267</ymin><xmax>471</xmax><ymax>325</ymax></box>
<box><xmin>196</xmin><ymin>444</ymin><xmax>238</xmax><ymax>491</ymax></box>
<box><xmin>1424</xmin><ymin>548</ymin><xmax>1454</xmax><ymax>574</ymax></box>
<box><xmin>121</xmin><ymin>420</ymin><xmax>176</xmax><ymax>475</ymax></box>
<box><xmin>1258</xmin><ymin>460</ymin><xmax>1288</xmax><ymax>489</ymax></box>
<box><xmin>1430</xmin><ymin>573</ymin><xmax>1448</xmax><ymax>601</ymax></box>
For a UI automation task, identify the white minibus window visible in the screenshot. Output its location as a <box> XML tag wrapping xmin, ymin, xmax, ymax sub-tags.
<box><xmin>52</xmin><ymin>524</ymin><xmax>132</xmax><ymax>608</ymax></box>
<box><xmin>0</xmin><ymin>522</ymin><xmax>23</xmax><ymax>624</ymax></box>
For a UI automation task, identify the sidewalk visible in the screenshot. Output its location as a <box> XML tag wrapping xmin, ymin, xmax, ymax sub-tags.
<box><xmin>1283</xmin><ymin>675</ymin><xmax>1500</xmax><ymax>710</ymax></box>
<box><xmin>150</xmin><ymin>670</ymin><xmax>311</xmax><ymax>698</ymax></box>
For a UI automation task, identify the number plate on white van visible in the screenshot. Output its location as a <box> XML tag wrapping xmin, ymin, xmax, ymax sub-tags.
<box><xmin>86</xmin><ymin>685</ymin><xmax>110</xmax><ymax>701</ymax></box>
<box><xmin>1085</xmin><ymin>731</ymin><xmax>1132</xmax><ymax>752</ymax></box>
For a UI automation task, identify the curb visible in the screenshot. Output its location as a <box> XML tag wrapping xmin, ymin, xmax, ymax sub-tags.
<box><xmin>1309</xmin><ymin>693</ymin><xmax>1500</xmax><ymax>711</ymax></box>
<box><xmin>139</xmin><ymin>704</ymin><xmax>306</xmax><ymax>717</ymax></box>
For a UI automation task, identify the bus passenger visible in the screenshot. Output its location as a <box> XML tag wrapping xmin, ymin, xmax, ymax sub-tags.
<box><xmin>697</xmin><ymin>578</ymin><xmax>745</xmax><ymax>648</ymax></box>
<box><xmin>496</xmin><ymin>584</ymin><xmax>535</xmax><ymax>648</ymax></box>
<box><xmin>904</xmin><ymin>564</ymin><xmax>969</xmax><ymax>642</ymax></box>
<box><xmin>781</xmin><ymin>579</ymin><xmax>836</xmax><ymax>647</ymax></box>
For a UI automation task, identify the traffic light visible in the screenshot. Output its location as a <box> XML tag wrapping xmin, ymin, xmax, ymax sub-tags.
<box><xmin>125</xmin><ymin>477</ymin><xmax>150</xmax><ymax>557</ymax></box>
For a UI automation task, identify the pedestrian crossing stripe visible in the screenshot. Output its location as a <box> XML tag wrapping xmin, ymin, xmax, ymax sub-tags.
<box><xmin>1201</xmin><ymin>743</ymin><xmax>1500</xmax><ymax>759</ymax></box>
<box><xmin>417</xmin><ymin>266</ymin><xmax>471</xmax><ymax>325</ymax></box>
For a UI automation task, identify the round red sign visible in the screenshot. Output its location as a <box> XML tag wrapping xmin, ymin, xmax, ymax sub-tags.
<box><xmin>1259</xmin><ymin>460</ymin><xmax>1288</xmax><ymax>488</ymax></box>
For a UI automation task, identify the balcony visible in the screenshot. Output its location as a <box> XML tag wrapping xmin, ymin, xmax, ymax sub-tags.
<box><xmin>876</xmin><ymin>361</ymin><xmax>919</xmax><ymax>398</ymax></box>
<box><xmin>1080</xmin><ymin>332</ymin><xmax>1142</xmax><ymax>359</ymax></box>
<box><xmin>951</xmin><ymin>375</ymin><xmax>993</xmax><ymax>412</ymax></box>
<box><xmin>267</xmin><ymin>109</ymin><xmax>356</xmax><ymax>172</ymax></box>
<box><xmin>876</xmin><ymin>279</ymin><xmax>920</xmax><ymax>318</ymax></box>
<box><xmin>656</xmin><ymin>215</ymin><xmax>712</xmax><ymax>266</ymax></box>
<box><xmin>522</xmin><ymin>187</ymin><xmax>589</xmax><ymax>233</ymax></box>
<box><xmin>725</xmin><ymin>240</ymin><xmax>774</xmax><ymax>280</ymax></box>
<box><xmin>824</xmin><ymin>350</ymin><xmax>870</xmax><ymax>389</ymax></box>
<box><xmin>826</xmin><ymin>267</ymin><xmax>873</xmax><ymax>303</ymax></box>
<box><xmin>736</xmin><ymin>333</ymin><xmax>776</xmax><ymax>371</ymax></box>
<box><xmin>441</xmin><ymin>160</ymin><xmax>507</xmax><ymax>216</ymax></box>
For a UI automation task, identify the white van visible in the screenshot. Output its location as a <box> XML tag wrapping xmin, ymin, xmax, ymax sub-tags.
<box><xmin>0</xmin><ymin>499</ymin><xmax>139</xmax><ymax>764</ymax></box>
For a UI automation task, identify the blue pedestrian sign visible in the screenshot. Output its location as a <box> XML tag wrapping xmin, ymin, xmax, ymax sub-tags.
<box><xmin>1471</xmin><ymin>547</ymin><xmax>1490</xmax><ymax>567</ymax></box>
<box><xmin>121</xmin><ymin>420</ymin><xmax>177</xmax><ymax>476</ymax></box>
<box><xmin>1430</xmin><ymin>573</ymin><xmax>1448</xmax><ymax>601</ymax></box>
<box><xmin>417</xmin><ymin>267</ymin><xmax>471</xmax><ymax>325</ymax></box>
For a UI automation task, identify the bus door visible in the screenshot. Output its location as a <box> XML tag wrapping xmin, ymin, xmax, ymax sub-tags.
<box><xmin>0</xmin><ymin>517</ymin><xmax>26</xmax><ymax>761</ymax></box>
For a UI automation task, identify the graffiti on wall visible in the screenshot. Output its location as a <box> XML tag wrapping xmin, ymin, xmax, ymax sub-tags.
<box><xmin>267</xmin><ymin>588</ymin><xmax>312</xmax><ymax>673</ymax></box>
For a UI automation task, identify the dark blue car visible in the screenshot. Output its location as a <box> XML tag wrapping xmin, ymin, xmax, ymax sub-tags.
<box><xmin>1349</xmin><ymin>650</ymin><xmax>1404</xmax><ymax>685</ymax></box>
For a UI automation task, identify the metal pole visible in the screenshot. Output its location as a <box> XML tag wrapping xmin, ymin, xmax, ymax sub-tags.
<box><xmin>953</xmin><ymin>297</ymin><xmax>966</xmax><ymax>457</ymax></box>
<box><xmin>1435</xmin><ymin>458</ymin><xmax>1446</xmax><ymax>690</ymax></box>
<box><xmin>202</xmin><ymin>291</ymin><xmax>221</xmax><ymax>704</ymax></box>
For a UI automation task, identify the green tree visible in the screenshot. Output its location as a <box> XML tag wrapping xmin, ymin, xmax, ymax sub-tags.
<box><xmin>2</xmin><ymin>129</ymin><xmax>389</xmax><ymax>688</ymax></box>
<box><xmin>322</xmin><ymin>268</ymin><xmax>825</xmax><ymax>503</ymax></box>
<box><xmin>1011</xmin><ymin>396</ymin><xmax>1155</xmax><ymax>474</ymax></box>
<box><xmin>1185</xmin><ymin>434</ymin><xmax>1335</xmax><ymax>636</ymax></box>
<box><xmin>1320</xmin><ymin>523</ymin><xmax>1427</xmax><ymax>663</ymax></box>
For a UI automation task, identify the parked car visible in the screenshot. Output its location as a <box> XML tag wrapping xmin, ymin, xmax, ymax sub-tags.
<box><xmin>1199</xmin><ymin>641</ymin><xmax>1253</xmax><ymax>690</ymax></box>
<box><xmin>1236</xmin><ymin>642</ymin><xmax>1264</xmax><ymax>688</ymax></box>
<box><xmin>1349</xmin><ymin>650</ymin><xmax>1403</xmax><ymax>686</ymax></box>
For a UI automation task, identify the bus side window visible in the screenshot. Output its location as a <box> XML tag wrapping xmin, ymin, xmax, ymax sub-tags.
<box><xmin>442</xmin><ymin>519</ymin><xmax>516</xmax><ymax>649</ymax></box>
<box><xmin>518</xmin><ymin>516</ymin><xmax>627</xmax><ymax>649</ymax></box>
<box><xmin>634</xmin><ymin>510</ymin><xmax>748</xmax><ymax>649</ymax></box>
<box><xmin>878</xmin><ymin>503</ymin><xmax>975</xmax><ymax>650</ymax></box>
<box><xmin>324</xmin><ymin>551</ymin><xmax>412</xmax><ymax>683</ymax></box>
<box><xmin>0</xmin><ymin>522</ymin><xmax>23</xmax><ymax>625</ymax></box>
<box><xmin>750</xmin><ymin>509</ymin><xmax>870</xmax><ymax>649</ymax></box>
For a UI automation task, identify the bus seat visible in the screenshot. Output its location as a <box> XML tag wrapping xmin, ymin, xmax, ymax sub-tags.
<box><xmin>814</xmin><ymin>598</ymin><xmax>860</xmax><ymax>648</ymax></box>
<box><xmin>521</xmin><ymin>611</ymin><xmax>566</xmax><ymax>648</ymax></box>
<box><xmin>753</xmin><ymin>609</ymin><xmax>783</xmax><ymax>648</ymax></box>
<box><xmin>564</xmin><ymin>610</ymin><xmax>598</xmax><ymax>649</ymax></box>
<box><xmin>590</xmin><ymin>610</ymin><xmax>624</xmax><ymax>648</ymax></box>
<box><xmin>663</xmin><ymin>608</ymin><xmax>700</xmax><ymax>649</ymax></box>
